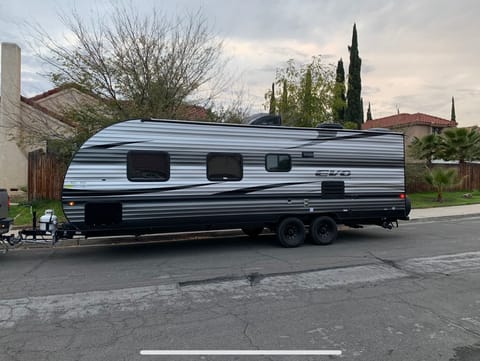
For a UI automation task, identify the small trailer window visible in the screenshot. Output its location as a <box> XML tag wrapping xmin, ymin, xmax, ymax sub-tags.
<box><xmin>127</xmin><ymin>151</ymin><xmax>170</xmax><ymax>181</ymax></box>
<box><xmin>265</xmin><ymin>154</ymin><xmax>291</xmax><ymax>172</ymax></box>
<box><xmin>207</xmin><ymin>153</ymin><xmax>243</xmax><ymax>181</ymax></box>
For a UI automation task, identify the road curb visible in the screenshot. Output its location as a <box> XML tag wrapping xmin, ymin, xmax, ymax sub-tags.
<box><xmin>405</xmin><ymin>213</ymin><xmax>480</xmax><ymax>223</ymax></box>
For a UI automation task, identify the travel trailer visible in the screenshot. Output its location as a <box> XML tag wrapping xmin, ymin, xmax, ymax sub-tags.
<box><xmin>60</xmin><ymin>118</ymin><xmax>410</xmax><ymax>247</ymax></box>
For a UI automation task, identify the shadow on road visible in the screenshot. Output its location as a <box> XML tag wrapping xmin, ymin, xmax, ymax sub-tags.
<box><xmin>2</xmin><ymin>225</ymin><xmax>409</xmax><ymax>267</ymax></box>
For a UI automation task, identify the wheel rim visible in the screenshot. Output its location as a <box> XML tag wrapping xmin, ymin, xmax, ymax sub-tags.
<box><xmin>285</xmin><ymin>224</ymin><xmax>299</xmax><ymax>241</ymax></box>
<box><xmin>318</xmin><ymin>225</ymin><xmax>330</xmax><ymax>240</ymax></box>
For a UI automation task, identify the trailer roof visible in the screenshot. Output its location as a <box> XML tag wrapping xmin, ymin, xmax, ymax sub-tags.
<box><xmin>140</xmin><ymin>118</ymin><xmax>404</xmax><ymax>136</ymax></box>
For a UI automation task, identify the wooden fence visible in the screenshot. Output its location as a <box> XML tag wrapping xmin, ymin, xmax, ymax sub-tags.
<box><xmin>406</xmin><ymin>162</ymin><xmax>480</xmax><ymax>193</ymax></box>
<box><xmin>28</xmin><ymin>150</ymin><xmax>66</xmax><ymax>201</ymax></box>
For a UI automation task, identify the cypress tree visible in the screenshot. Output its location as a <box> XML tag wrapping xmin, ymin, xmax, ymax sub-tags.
<box><xmin>301</xmin><ymin>66</ymin><xmax>314</xmax><ymax>127</ymax></box>
<box><xmin>366</xmin><ymin>102</ymin><xmax>372</xmax><ymax>121</ymax></box>
<box><xmin>451</xmin><ymin>96</ymin><xmax>456</xmax><ymax>122</ymax></box>
<box><xmin>332</xmin><ymin>58</ymin><xmax>346</xmax><ymax>123</ymax></box>
<box><xmin>360</xmin><ymin>98</ymin><xmax>364</xmax><ymax>124</ymax></box>
<box><xmin>280</xmin><ymin>79</ymin><xmax>288</xmax><ymax>118</ymax></box>
<box><xmin>269</xmin><ymin>83</ymin><xmax>276</xmax><ymax>114</ymax></box>
<box><xmin>346</xmin><ymin>23</ymin><xmax>362</xmax><ymax>128</ymax></box>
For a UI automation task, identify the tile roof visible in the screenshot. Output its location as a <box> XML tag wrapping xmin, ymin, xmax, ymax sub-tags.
<box><xmin>27</xmin><ymin>83</ymin><xmax>93</xmax><ymax>102</ymax></box>
<box><xmin>28</xmin><ymin>85</ymin><xmax>209</xmax><ymax>122</ymax></box>
<box><xmin>362</xmin><ymin>112</ymin><xmax>457</xmax><ymax>130</ymax></box>
<box><xmin>20</xmin><ymin>96</ymin><xmax>76</xmax><ymax>127</ymax></box>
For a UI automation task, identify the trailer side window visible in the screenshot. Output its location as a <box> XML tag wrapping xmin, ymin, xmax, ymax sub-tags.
<box><xmin>127</xmin><ymin>151</ymin><xmax>170</xmax><ymax>181</ymax></box>
<box><xmin>207</xmin><ymin>153</ymin><xmax>243</xmax><ymax>181</ymax></box>
<box><xmin>265</xmin><ymin>154</ymin><xmax>291</xmax><ymax>172</ymax></box>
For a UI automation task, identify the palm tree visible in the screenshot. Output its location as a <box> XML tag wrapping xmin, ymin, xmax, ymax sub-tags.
<box><xmin>408</xmin><ymin>133</ymin><xmax>441</xmax><ymax>166</ymax></box>
<box><xmin>439</xmin><ymin>127</ymin><xmax>480</xmax><ymax>164</ymax></box>
<box><xmin>424</xmin><ymin>167</ymin><xmax>459</xmax><ymax>202</ymax></box>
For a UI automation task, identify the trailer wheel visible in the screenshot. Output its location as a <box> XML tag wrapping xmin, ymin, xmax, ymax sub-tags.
<box><xmin>310</xmin><ymin>216</ymin><xmax>337</xmax><ymax>245</ymax></box>
<box><xmin>241</xmin><ymin>226</ymin><xmax>264</xmax><ymax>238</ymax></box>
<box><xmin>277</xmin><ymin>217</ymin><xmax>305</xmax><ymax>247</ymax></box>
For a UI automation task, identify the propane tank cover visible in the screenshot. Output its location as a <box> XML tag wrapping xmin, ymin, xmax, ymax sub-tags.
<box><xmin>39</xmin><ymin>209</ymin><xmax>58</xmax><ymax>232</ymax></box>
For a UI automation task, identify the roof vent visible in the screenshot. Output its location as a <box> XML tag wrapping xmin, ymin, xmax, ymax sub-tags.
<box><xmin>316</xmin><ymin>123</ymin><xmax>343</xmax><ymax>129</ymax></box>
<box><xmin>243</xmin><ymin>113</ymin><xmax>282</xmax><ymax>126</ymax></box>
<box><xmin>367</xmin><ymin>128</ymin><xmax>391</xmax><ymax>132</ymax></box>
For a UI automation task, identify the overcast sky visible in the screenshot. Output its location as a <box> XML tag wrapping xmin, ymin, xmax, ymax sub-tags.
<box><xmin>1</xmin><ymin>0</ymin><xmax>479</xmax><ymax>126</ymax></box>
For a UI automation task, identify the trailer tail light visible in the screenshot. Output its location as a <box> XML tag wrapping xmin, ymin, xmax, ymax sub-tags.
<box><xmin>399</xmin><ymin>193</ymin><xmax>406</xmax><ymax>199</ymax></box>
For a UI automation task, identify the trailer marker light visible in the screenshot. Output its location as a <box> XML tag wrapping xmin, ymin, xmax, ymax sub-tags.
<box><xmin>68</xmin><ymin>201</ymin><xmax>76</xmax><ymax>206</ymax></box>
<box><xmin>399</xmin><ymin>193</ymin><xmax>406</xmax><ymax>199</ymax></box>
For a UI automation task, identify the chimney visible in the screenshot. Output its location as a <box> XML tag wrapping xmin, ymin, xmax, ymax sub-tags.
<box><xmin>0</xmin><ymin>43</ymin><xmax>26</xmax><ymax>190</ymax></box>
<box><xmin>1</xmin><ymin>42</ymin><xmax>22</xmax><ymax>128</ymax></box>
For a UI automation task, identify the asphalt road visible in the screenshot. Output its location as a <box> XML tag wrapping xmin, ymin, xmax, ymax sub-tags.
<box><xmin>1</xmin><ymin>216</ymin><xmax>480</xmax><ymax>361</ymax></box>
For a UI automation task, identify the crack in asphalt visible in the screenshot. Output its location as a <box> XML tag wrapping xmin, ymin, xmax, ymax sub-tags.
<box><xmin>394</xmin><ymin>295</ymin><xmax>480</xmax><ymax>339</ymax></box>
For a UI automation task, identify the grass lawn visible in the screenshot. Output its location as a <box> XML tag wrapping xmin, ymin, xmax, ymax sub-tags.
<box><xmin>9</xmin><ymin>200</ymin><xmax>66</xmax><ymax>227</ymax></box>
<box><xmin>6</xmin><ymin>191</ymin><xmax>480</xmax><ymax>226</ymax></box>
<box><xmin>408</xmin><ymin>191</ymin><xmax>480</xmax><ymax>209</ymax></box>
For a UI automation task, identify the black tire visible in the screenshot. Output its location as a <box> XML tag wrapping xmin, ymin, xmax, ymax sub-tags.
<box><xmin>310</xmin><ymin>216</ymin><xmax>337</xmax><ymax>245</ymax></box>
<box><xmin>241</xmin><ymin>226</ymin><xmax>264</xmax><ymax>238</ymax></box>
<box><xmin>277</xmin><ymin>217</ymin><xmax>305</xmax><ymax>247</ymax></box>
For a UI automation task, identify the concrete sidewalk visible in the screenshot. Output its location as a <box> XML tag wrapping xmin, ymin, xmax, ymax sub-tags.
<box><xmin>409</xmin><ymin>203</ymin><xmax>480</xmax><ymax>220</ymax></box>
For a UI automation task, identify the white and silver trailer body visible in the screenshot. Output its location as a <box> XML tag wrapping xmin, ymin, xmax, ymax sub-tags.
<box><xmin>62</xmin><ymin>119</ymin><xmax>409</xmax><ymax>246</ymax></box>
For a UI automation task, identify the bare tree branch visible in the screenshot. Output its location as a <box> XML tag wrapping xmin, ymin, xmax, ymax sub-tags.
<box><xmin>30</xmin><ymin>3</ymin><xmax>226</xmax><ymax>120</ymax></box>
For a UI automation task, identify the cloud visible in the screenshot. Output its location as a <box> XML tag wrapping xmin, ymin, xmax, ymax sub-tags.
<box><xmin>0</xmin><ymin>0</ymin><xmax>479</xmax><ymax>126</ymax></box>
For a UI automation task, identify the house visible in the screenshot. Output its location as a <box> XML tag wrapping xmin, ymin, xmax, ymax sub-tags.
<box><xmin>0</xmin><ymin>43</ymin><xmax>85</xmax><ymax>190</ymax></box>
<box><xmin>362</xmin><ymin>112</ymin><xmax>457</xmax><ymax>146</ymax></box>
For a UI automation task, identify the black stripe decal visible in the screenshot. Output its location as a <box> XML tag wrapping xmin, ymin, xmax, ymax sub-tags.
<box><xmin>62</xmin><ymin>183</ymin><xmax>214</xmax><ymax>197</ymax></box>
<box><xmin>289</xmin><ymin>132</ymin><xmax>389</xmax><ymax>149</ymax></box>
<box><xmin>86</xmin><ymin>141</ymin><xmax>146</xmax><ymax>149</ymax></box>
<box><xmin>215</xmin><ymin>181</ymin><xmax>316</xmax><ymax>195</ymax></box>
